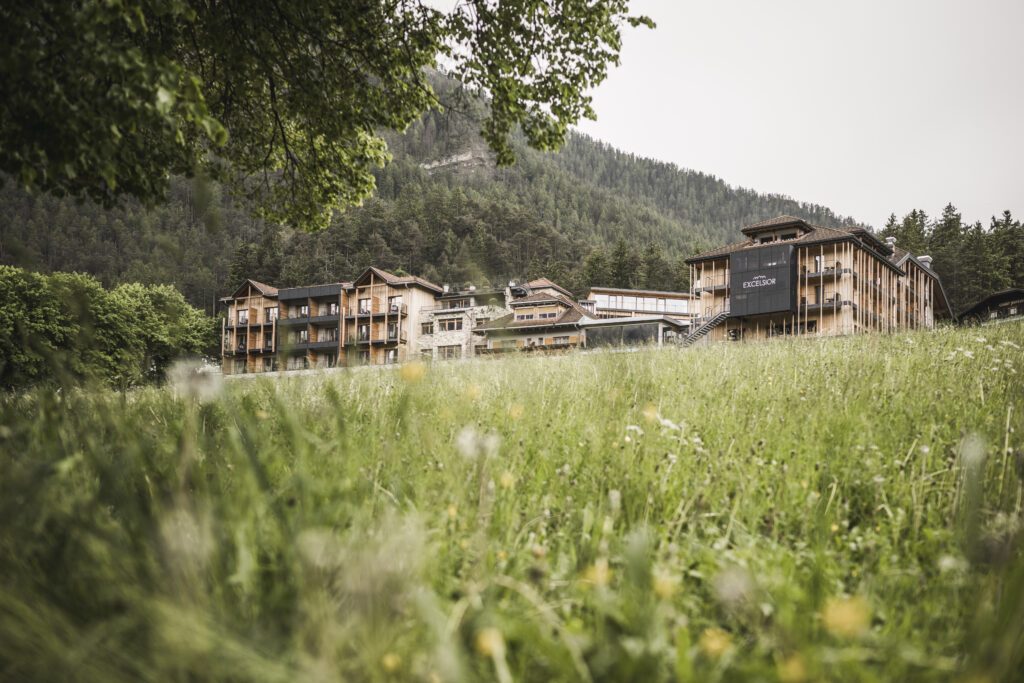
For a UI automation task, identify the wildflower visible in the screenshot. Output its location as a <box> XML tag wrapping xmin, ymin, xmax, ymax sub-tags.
<box><xmin>653</xmin><ymin>569</ymin><xmax>679</xmax><ymax>599</ymax></box>
<box><xmin>167</xmin><ymin>360</ymin><xmax>223</xmax><ymax>403</ymax></box>
<box><xmin>608</xmin><ymin>489</ymin><xmax>622</xmax><ymax>515</ymax></box>
<box><xmin>822</xmin><ymin>596</ymin><xmax>870</xmax><ymax>639</ymax></box>
<box><xmin>499</xmin><ymin>471</ymin><xmax>516</xmax><ymax>489</ymax></box>
<box><xmin>643</xmin><ymin>403</ymin><xmax>659</xmax><ymax>423</ymax></box>
<box><xmin>381</xmin><ymin>653</ymin><xmax>401</xmax><ymax>672</ymax></box>
<box><xmin>465</xmin><ymin>383</ymin><xmax>482</xmax><ymax>400</ymax></box>
<box><xmin>497</xmin><ymin>550</ymin><xmax>508</xmax><ymax>561</ymax></box>
<box><xmin>777</xmin><ymin>654</ymin><xmax>807</xmax><ymax>683</ymax></box>
<box><xmin>531</xmin><ymin>544</ymin><xmax>547</xmax><ymax>559</ymax></box>
<box><xmin>830</xmin><ymin>523</ymin><xmax>840</xmax><ymax>533</ymax></box>
<box><xmin>447</xmin><ymin>504</ymin><xmax>458</xmax><ymax>520</ymax></box>
<box><xmin>400</xmin><ymin>361</ymin><xmax>426</xmax><ymax>383</ymax></box>
<box><xmin>938</xmin><ymin>554</ymin><xmax>967</xmax><ymax>573</ymax></box>
<box><xmin>713</xmin><ymin>566</ymin><xmax>753</xmax><ymax>608</ymax></box>
<box><xmin>455</xmin><ymin>427</ymin><xmax>501</xmax><ymax>460</ymax></box>
<box><xmin>508</xmin><ymin>403</ymin><xmax>524</xmax><ymax>420</ymax></box>
<box><xmin>476</xmin><ymin>627</ymin><xmax>505</xmax><ymax>657</ymax></box>
<box><xmin>584</xmin><ymin>558</ymin><xmax>611</xmax><ymax>587</ymax></box>
<box><xmin>698</xmin><ymin>627</ymin><xmax>733</xmax><ymax>659</ymax></box>
<box><xmin>625</xmin><ymin>424</ymin><xmax>644</xmax><ymax>435</ymax></box>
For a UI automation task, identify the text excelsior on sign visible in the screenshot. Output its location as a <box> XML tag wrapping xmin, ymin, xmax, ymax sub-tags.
<box><xmin>728</xmin><ymin>244</ymin><xmax>797</xmax><ymax>317</ymax></box>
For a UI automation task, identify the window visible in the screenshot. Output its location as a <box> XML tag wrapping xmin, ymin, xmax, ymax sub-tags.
<box><xmin>813</xmin><ymin>256</ymin><xmax>823</xmax><ymax>273</ymax></box>
<box><xmin>358</xmin><ymin>349</ymin><xmax>371</xmax><ymax>364</ymax></box>
<box><xmin>262</xmin><ymin>357</ymin><xmax>276</xmax><ymax>371</ymax></box>
<box><xmin>421</xmin><ymin>322</ymin><xmax>434</xmax><ymax>335</ymax></box>
<box><xmin>476</xmin><ymin>317</ymin><xmax>489</xmax><ymax>326</ymax></box>
<box><xmin>553</xmin><ymin>336</ymin><xmax>570</xmax><ymax>345</ymax></box>
<box><xmin>445</xmin><ymin>298</ymin><xmax>470</xmax><ymax>309</ymax></box>
<box><xmin>438</xmin><ymin>318</ymin><xmax>463</xmax><ymax>331</ymax></box>
<box><xmin>263</xmin><ymin>334</ymin><xmax>273</xmax><ymax>350</ymax></box>
<box><xmin>814</xmin><ymin>285</ymin><xmax>822</xmax><ymax>305</ymax></box>
<box><xmin>388</xmin><ymin>295</ymin><xmax>403</xmax><ymax>313</ymax></box>
<box><xmin>595</xmin><ymin>294</ymin><xmax>610</xmax><ymax>308</ymax></box>
<box><xmin>759</xmin><ymin>236</ymin><xmax>774</xmax><ymax>244</ymax></box>
<box><xmin>438</xmin><ymin>345</ymin><xmax>462</xmax><ymax>360</ymax></box>
<box><xmin>317</xmin><ymin>328</ymin><xmax>337</xmax><ymax>343</ymax></box>
<box><xmin>666</xmin><ymin>299</ymin><xmax>688</xmax><ymax>314</ymax></box>
<box><xmin>295</xmin><ymin>329</ymin><xmax>308</xmax><ymax>343</ymax></box>
<box><xmin>358</xmin><ymin>324</ymin><xmax>370</xmax><ymax>342</ymax></box>
<box><xmin>516</xmin><ymin>313</ymin><xmax>535</xmax><ymax>321</ymax></box>
<box><xmin>265</xmin><ymin>306</ymin><xmax>278</xmax><ymax>322</ymax></box>
<box><xmin>358</xmin><ymin>298</ymin><xmax>371</xmax><ymax>314</ymax></box>
<box><xmin>387</xmin><ymin>322</ymin><xmax>399</xmax><ymax>340</ymax></box>
<box><xmin>327</xmin><ymin>302</ymin><xmax>340</xmax><ymax>316</ymax></box>
<box><xmin>384</xmin><ymin>349</ymin><xmax>398</xmax><ymax>364</ymax></box>
<box><xmin>237</xmin><ymin>310</ymin><xmax>249</xmax><ymax>325</ymax></box>
<box><xmin>781</xmin><ymin>232</ymin><xmax>797</xmax><ymax>240</ymax></box>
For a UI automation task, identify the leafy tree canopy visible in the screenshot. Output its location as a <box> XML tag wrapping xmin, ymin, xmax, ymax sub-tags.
<box><xmin>0</xmin><ymin>0</ymin><xmax>652</xmax><ymax>230</ymax></box>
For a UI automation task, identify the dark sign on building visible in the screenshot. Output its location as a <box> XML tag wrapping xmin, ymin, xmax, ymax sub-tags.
<box><xmin>729</xmin><ymin>244</ymin><xmax>797</xmax><ymax>317</ymax></box>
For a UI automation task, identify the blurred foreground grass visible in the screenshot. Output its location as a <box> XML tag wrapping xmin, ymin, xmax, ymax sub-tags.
<box><xmin>2</xmin><ymin>325</ymin><xmax>1024</xmax><ymax>682</ymax></box>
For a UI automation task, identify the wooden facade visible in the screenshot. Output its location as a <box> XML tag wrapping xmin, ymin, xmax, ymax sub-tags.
<box><xmin>685</xmin><ymin>216</ymin><xmax>951</xmax><ymax>344</ymax></box>
<box><xmin>220</xmin><ymin>268</ymin><xmax>441</xmax><ymax>375</ymax></box>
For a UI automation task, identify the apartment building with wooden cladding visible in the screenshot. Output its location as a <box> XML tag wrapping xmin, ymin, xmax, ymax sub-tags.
<box><xmin>221</xmin><ymin>267</ymin><xmax>441</xmax><ymax>374</ymax></box>
<box><xmin>685</xmin><ymin>215</ymin><xmax>952</xmax><ymax>344</ymax></box>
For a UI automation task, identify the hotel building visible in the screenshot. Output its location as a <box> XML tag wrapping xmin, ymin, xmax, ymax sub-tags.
<box><xmin>684</xmin><ymin>215</ymin><xmax>952</xmax><ymax>344</ymax></box>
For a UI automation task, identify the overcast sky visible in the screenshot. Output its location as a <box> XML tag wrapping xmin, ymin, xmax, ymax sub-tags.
<box><xmin>570</xmin><ymin>0</ymin><xmax>1023</xmax><ymax>229</ymax></box>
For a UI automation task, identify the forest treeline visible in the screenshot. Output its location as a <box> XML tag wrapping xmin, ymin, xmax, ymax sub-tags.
<box><xmin>0</xmin><ymin>81</ymin><xmax>857</xmax><ymax>312</ymax></box>
<box><xmin>881</xmin><ymin>205</ymin><xmax>1023</xmax><ymax>314</ymax></box>
<box><xmin>0</xmin><ymin>81</ymin><xmax>1018</xmax><ymax>315</ymax></box>
<box><xmin>0</xmin><ymin>266</ymin><xmax>212</xmax><ymax>390</ymax></box>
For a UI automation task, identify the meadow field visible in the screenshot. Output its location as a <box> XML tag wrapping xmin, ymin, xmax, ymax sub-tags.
<box><xmin>2</xmin><ymin>324</ymin><xmax>1023</xmax><ymax>682</ymax></box>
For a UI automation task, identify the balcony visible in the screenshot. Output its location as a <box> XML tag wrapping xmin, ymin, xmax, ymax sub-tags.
<box><xmin>346</xmin><ymin>303</ymin><xmax>408</xmax><ymax>318</ymax></box>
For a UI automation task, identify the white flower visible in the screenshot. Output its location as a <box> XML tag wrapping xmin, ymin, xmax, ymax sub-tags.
<box><xmin>625</xmin><ymin>425</ymin><xmax>644</xmax><ymax>435</ymax></box>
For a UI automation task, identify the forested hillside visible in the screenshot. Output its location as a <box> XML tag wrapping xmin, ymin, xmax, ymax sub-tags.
<box><xmin>0</xmin><ymin>80</ymin><xmax>863</xmax><ymax>311</ymax></box>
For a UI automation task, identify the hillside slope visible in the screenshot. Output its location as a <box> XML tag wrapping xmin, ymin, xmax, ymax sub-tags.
<box><xmin>0</xmin><ymin>88</ymin><xmax>857</xmax><ymax>309</ymax></box>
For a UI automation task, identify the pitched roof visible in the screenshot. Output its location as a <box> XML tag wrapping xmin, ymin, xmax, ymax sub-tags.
<box><xmin>687</xmin><ymin>223</ymin><xmax>900</xmax><ymax>273</ymax></box>
<box><xmin>352</xmin><ymin>266</ymin><xmax>443</xmax><ymax>293</ymax></box>
<box><xmin>960</xmin><ymin>288</ymin><xmax>1024</xmax><ymax>319</ymax></box>
<box><xmin>476</xmin><ymin>292</ymin><xmax>592</xmax><ymax>331</ymax></box>
<box><xmin>740</xmin><ymin>215</ymin><xmax>811</xmax><ymax>236</ymax></box>
<box><xmin>221</xmin><ymin>279</ymin><xmax>278</xmax><ymax>300</ymax></box>
<box><xmin>525</xmin><ymin>277</ymin><xmax>573</xmax><ymax>297</ymax></box>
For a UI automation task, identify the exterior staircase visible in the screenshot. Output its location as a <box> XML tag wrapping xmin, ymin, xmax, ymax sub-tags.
<box><xmin>683</xmin><ymin>309</ymin><xmax>729</xmax><ymax>347</ymax></box>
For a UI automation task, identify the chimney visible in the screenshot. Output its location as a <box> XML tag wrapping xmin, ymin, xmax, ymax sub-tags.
<box><xmin>442</xmin><ymin>284</ymin><xmax>450</xmax><ymax>293</ymax></box>
<box><xmin>919</xmin><ymin>255</ymin><xmax>933</xmax><ymax>269</ymax></box>
<box><xmin>468</xmin><ymin>284</ymin><xmax>476</xmax><ymax>292</ymax></box>
<box><xmin>885</xmin><ymin>236</ymin><xmax>896</xmax><ymax>250</ymax></box>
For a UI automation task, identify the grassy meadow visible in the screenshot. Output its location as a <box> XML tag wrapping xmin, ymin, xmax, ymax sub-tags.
<box><xmin>2</xmin><ymin>324</ymin><xmax>1023</xmax><ymax>682</ymax></box>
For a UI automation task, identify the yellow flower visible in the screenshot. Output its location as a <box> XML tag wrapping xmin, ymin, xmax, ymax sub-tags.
<box><xmin>642</xmin><ymin>403</ymin><xmax>659</xmax><ymax>423</ymax></box>
<box><xmin>777</xmin><ymin>654</ymin><xmax>807</xmax><ymax>683</ymax></box>
<box><xmin>465</xmin><ymin>384</ymin><xmax>482</xmax><ymax>400</ymax></box>
<box><xmin>653</xmin><ymin>569</ymin><xmax>679</xmax><ymax>600</ymax></box>
<box><xmin>583</xmin><ymin>558</ymin><xmax>611</xmax><ymax>587</ymax></box>
<box><xmin>822</xmin><ymin>596</ymin><xmax>870</xmax><ymax>639</ymax></box>
<box><xmin>499</xmin><ymin>471</ymin><xmax>516</xmax><ymax>489</ymax></box>
<box><xmin>447</xmin><ymin>504</ymin><xmax>458</xmax><ymax>520</ymax></box>
<box><xmin>698</xmin><ymin>627</ymin><xmax>733</xmax><ymax>659</ymax></box>
<box><xmin>400</xmin><ymin>361</ymin><xmax>426</xmax><ymax>383</ymax></box>
<box><xmin>381</xmin><ymin>652</ymin><xmax>401</xmax><ymax>672</ymax></box>
<box><xmin>508</xmin><ymin>403</ymin><xmax>524</xmax><ymax>420</ymax></box>
<box><xmin>497</xmin><ymin>550</ymin><xmax>508</xmax><ymax>561</ymax></box>
<box><xmin>476</xmin><ymin>627</ymin><xmax>505</xmax><ymax>658</ymax></box>
<box><xmin>830</xmin><ymin>523</ymin><xmax>840</xmax><ymax>533</ymax></box>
